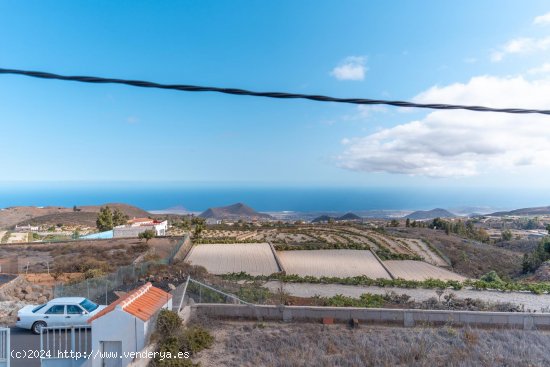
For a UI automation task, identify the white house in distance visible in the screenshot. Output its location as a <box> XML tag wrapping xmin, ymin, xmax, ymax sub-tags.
<box><xmin>113</xmin><ymin>217</ymin><xmax>168</xmax><ymax>238</ymax></box>
<box><xmin>87</xmin><ymin>282</ymin><xmax>172</xmax><ymax>367</ymax></box>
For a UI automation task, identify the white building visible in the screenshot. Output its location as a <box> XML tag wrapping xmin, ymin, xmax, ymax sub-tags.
<box><xmin>87</xmin><ymin>282</ymin><xmax>172</xmax><ymax>367</ymax></box>
<box><xmin>14</xmin><ymin>224</ymin><xmax>39</xmax><ymax>232</ymax></box>
<box><xmin>205</xmin><ymin>218</ymin><xmax>221</xmax><ymax>225</ymax></box>
<box><xmin>113</xmin><ymin>218</ymin><xmax>168</xmax><ymax>238</ymax></box>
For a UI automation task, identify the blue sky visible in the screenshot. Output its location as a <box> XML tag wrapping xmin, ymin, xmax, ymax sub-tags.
<box><xmin>1</xmin><ymin>0</ymin><xmax>550</xmax><ymax>188</ymax></box>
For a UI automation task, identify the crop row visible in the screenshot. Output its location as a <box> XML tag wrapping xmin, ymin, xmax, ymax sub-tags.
<box><xmin>220</xmin><ymin>272</ymin><xmax>550</xmax><ymax>295</ymax></box>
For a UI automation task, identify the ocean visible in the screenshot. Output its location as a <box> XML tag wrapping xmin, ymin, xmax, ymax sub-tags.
<box><xmin>0</xmin><ymin>184</ymin><xmax>549</xmax><ymax>214</ymax></box>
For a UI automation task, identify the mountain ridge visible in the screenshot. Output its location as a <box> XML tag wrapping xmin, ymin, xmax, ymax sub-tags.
<box><xmin>199</xmin><ymin>202</ymin><xmax>272</xmax><ymax>220</ymax></box>
<box><xmin>404</xmin><ymin>208</ymin><xmax>456</xmax><ymax>220</ymax></box>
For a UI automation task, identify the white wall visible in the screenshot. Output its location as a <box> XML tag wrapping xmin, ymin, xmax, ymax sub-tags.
<box><xmin>90</xmin><ymin>307</ymin><xmax>146</xmax><ymax>367</ymax></box>
<box><xmin>90</xmin><ymin>300</ymin><xmax>172</xmax><ymax>367</ymax></box>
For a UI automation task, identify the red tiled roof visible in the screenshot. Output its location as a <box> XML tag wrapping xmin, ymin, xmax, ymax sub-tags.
<box><xmin>88</xmin><ymin>282</ymin><xmax>172</xmax><ymax>323</ymax></box>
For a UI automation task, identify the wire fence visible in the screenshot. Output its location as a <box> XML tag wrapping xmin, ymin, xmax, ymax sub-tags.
<box><xmin>174</xmin><ymin>276</ymin><xmax>254</xmax><ymax>313</ymax></box>
<box><xmin>53</xmin><ymin>261</ymin><xmax>156</xmax><ymax>304</ymax></box>
<box><xmin>53</xmin><ymin>235</ymin><xmax>188</xmax><ymax>303</ymax></box>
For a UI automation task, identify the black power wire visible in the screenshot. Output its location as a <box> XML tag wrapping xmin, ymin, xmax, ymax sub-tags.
<box><xmin>1</xmin><ymin>67</ymin><xmax>549</xmax><ymax>116</ymax></box>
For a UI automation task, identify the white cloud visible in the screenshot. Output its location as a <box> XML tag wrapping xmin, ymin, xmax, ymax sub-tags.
<box><xmin>330</xmin><ymin>56</ymin><xmax>367</xmax><ymax>81</ymax></box>
<box><xmin>341</xmin><ymin>105</ymin><xmax>388</xmax><ymax>121</ymax></box>
<box><xmin>534</xmin><ymin>12</ymin><xmax>550</xmax><ymax>25</ymax></box>
<box><xmin>491</xmin><ymin>36</ymin><xmax>550</xmax><ymax>62</ymax></box>
<box><xmin>337</xmin><ymin>76</ymin><xmax>550</xmax><ymax>178</ymax></box>
<box><xmin>528</xmin><ymin>62</ymin><xmax>550</xmax><ymax>74</ymax></box>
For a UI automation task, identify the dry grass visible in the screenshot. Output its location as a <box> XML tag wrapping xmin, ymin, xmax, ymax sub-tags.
<box><xmin>388</xmin><ymin>228</ymin><xmax>523</xmax><ymax>279</ymax></box>
<box><xmin>0</xmin><ymin>237</ymin><xmax>169</xmax><ymax>273</ymax></box>
<box><xmin>194</xmin><ymin>320</ymin><xmax>550</xmax><ymax>367</ymax></box>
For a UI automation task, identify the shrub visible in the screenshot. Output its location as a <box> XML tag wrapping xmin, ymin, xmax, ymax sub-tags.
<box><xmin>153</xmin><ymin>336</ymin><xmax>195</xmax><ymax>367</ymax></box>
<box><xmin>480</xmin><ymin>270</ymin><xmax>503</xmax><ymax>283</ymax></box>
<box><xmin>182</xmin><ymin>327</ymin><xmax>214</xmax><ymax>354</ymax></box>
<box><xmin>153</xmin><ymin>310</ymin><xmax>214</xmax><ymax>367</ymax></box>
<box><xmin>84</xmin><ymin>268</ymin><xmax>105</xmax><ymax>279</ymax></box>
<box><xmin>157</xmin><ymin>310</ymin><xmax>183</xmax><ymax>339</ymax></box>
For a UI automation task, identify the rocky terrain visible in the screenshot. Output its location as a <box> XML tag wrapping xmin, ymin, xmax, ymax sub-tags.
<box><xmin>0</xmin><ymin>276</ymin><xmax>52</xmax><ymax>325</ymax></box>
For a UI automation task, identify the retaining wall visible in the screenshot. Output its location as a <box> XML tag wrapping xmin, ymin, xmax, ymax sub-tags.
<box><xmin>268</xmin><ymin>242</ymin><xmax>285</xmax><ymax>274</ymax></box>
<box><xmin>193</xmin><ymin>303</ymin><xmax>550</xmax><ymax>330</ymax></box>
<box><xmin>172</xmin><ymin>235</ymin><xmax>193</xmax><ymax>262</ymax></box>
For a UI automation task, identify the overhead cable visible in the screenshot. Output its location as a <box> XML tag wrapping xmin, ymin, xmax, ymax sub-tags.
<box><xmin>0</xmin><ymin>67</ymin><xmax>549</xmax><ymax>115</ymax></box>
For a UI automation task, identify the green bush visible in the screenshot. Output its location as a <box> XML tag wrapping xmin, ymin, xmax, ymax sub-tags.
<box><xmin>153</xmin><ymin>336</ymin><xmax>195</xmax><ymax>367</ymax></box>
<box><xmin>221</xmin><ymin>272</ymin><xmax>550</xmax><ymax>295</ymax></box>
<box><xmin>157</xmin><ymin>310</ymin><xmax>183</xmax><ymax>339</ymax></box>
<box><xmin>153</xmin><ymin>310</ymin><xmax>214</xmax><ymax>367</ymax></box>
<box><xmin>83</xmin><ymin>268</ymin><xmax>105</xmax><ymax>279</ymax></box>
<box><xmin>182</xmin><ymin>327</ymin><xmax>214</xmax><ymax>354</ymax></box>
<box><xmin>480</xmin><ymin>271</ymin><xmax>503</xmax><ymax>283</ymax></box>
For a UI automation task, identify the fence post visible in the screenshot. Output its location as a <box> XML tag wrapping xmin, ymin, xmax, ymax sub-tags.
<box><xmin>71</xmin><ymin>327</ymin><xmax>76</xmax><ymax>363</ymax></box>
<box><xmin>178</xmin><ymin>275</ymin><xmax>190</xmax><ymax>313</ymax></box>
<box><xmin>6</xmin><ymin>329</ymin><xmax>10</xmax><ymax>367</ymax></box>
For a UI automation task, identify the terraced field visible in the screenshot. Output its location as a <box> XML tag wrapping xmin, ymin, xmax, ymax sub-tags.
<box><xmin>398</xmin><ymin>238</ymin><xmax>448</xmax><ymax>266</ymax></box>
<box><xmin>367</xmin><ymin>232</ymin><xmax>413</xmax><ymax>255</ymax></box>
<box><xmin>277</xmin><ymin>250</ymin><xmax>391</xmax><ymax>279</ymax></box>
<box><xmin>186</xmin><ymin>243</ymin><xmax>280</xmax><ymax>276</ymax></box>
<box><xmin>384</xmin><ymin>260</ymin><xmax>466</xmax><ymax>281</ymax></box>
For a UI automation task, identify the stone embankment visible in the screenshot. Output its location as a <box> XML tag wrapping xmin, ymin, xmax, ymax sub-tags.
<box><xmin>0</xmin><ymin>275</ymin><xmax>53</xmax><ymax>325</ymax></box>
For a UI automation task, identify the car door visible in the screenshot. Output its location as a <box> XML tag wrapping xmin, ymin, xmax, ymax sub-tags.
<box><xmin>43</xmin><ymin>305</ymin><xmax>66</xmax><ymax>327</ymax></box>
<box><xmin>66</xmin><ymin>304</ymin><xmax>87</xmax><ymax>326</ymax></box>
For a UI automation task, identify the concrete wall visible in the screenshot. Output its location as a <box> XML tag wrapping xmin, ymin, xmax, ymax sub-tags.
<box><xmin>90</xmin><ymin>300</ymin><xmax>172</xmax><ymax>367</ymax></box>
<box><xmin>127</xmin><ymin>302</ymin><xmax>186</xmax><ymax>367</ymax></box>
<box><xmin>114</xmin><ymin>226</ymin><xmax>152</xmax><ymax>238</ymax></box>
<box><xmin>172</xmin><ymin>235</ymin><xmax>192</xmax><ymax>262</ymax></box>
<box><xmin>90</xmin><ymin>308</ymin><xmax>146</xmax><ymax>367</ymax></box>
<box><xmin>193</xmin><ymin>303</ymin><xmax>550</xmax><ymax>330</ymax></box>
<box><xmin>268</xmin><ymin>242</ymin><xmax>285</xmax><ymax>274</ymax></box>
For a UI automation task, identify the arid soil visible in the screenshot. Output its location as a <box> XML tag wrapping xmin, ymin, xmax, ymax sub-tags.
<box><xmin>186</xmin><ymin>243</ymin><xmax>280</xmax><ymax>276</ymax></box>
<box><xmin>278</xmin><ymin>250</ymin><xmax>391</xmax><ymax>279</ymax></box>
<box><xmin>193</xmin><ymin>320</ymin><xmax>550</xmax><ymax>367</ymax></box>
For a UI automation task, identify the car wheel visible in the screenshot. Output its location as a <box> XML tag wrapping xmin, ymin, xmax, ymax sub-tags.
<box><xmin>32</xmin><ymin>321</ymin><xmax>47</xmax><ymax>335</ymax></box>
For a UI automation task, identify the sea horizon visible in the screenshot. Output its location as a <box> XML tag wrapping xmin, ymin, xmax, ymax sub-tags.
<box><xmin>1</xmin><ymin>184</ymin><xmax>549</xmax><ymax>214</ymax></box>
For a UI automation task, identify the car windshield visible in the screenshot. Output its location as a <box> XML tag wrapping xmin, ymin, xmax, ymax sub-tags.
<box><xmin>32</xmin><ymin>304</ymin><xmax>47</xmax><ymax>313</ymax></box>
<box><xmin>79</xmin><ymin>299</ymin><xmax>99</xmax><ymax>312</ymax></box>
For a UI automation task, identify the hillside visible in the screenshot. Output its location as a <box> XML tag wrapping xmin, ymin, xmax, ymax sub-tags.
<box><xmin>338</xmin><ymin>212</ymin><xmax>362</xmax><ymax>221</ymax></box>
<box><xmin>388</xmin><ymin>227</ymin><xmax>523</xmax><ymax>279</ymax></box>
<box><xmin>489</xmin><ymin>206</ymin><xmax>550</xmax><ymax>217</ymax></box>
<box><xmin>0</xmin><ymin>206</ymin><xmax>71</xmax><ymax>229</ymax></box>
<box><xmin>312</xmin><ymin>212</ymin><xmax>362</xmax><ymax>223</ymax></box>
<box><xmin>199</xmin><ymin>203</ymin><xmax>272</xmax><ymax>220</ymax></box>
<box><xmin>405</xmin><ymin>208</ymin><xmax>456</xmax><ymax>220</ymax></box>
<box><xmin>2</xmin><ymin>203</ymin><xmax>151</xmax><ymax>229</ymax></box>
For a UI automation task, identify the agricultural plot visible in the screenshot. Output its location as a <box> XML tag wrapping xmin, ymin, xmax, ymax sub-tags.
<box><xmin>398</xmin><ymin>239</ymin><xmax>448</xmax><ymax>266</ymax></box>
<box><xmin>202</xmin><ymin>230</ymin><xmax>256</xmax><ymax>238</ymax></box>
<box><xmin>384</xmin><ymin>260</ymin><xmax>466</xmax><ymax>281</ymax></box>
<box><xmin>7</xmin><ymin>232</ymin><xmax>29</xmax><ymax>244</ymax></box>
<box><xmin>367</xmin><ymin>232</ymin><xmax>413</xmax><ymax>255</ymax></box>
<box><xmin>186</xmin><ymin>243</ymin><xmax>280</xmax><ymax>276</ymax></box>
<box><xmin>277</xmin><ymin>250</ymin><xmax>391</xmax><ymax>279</ymax></box>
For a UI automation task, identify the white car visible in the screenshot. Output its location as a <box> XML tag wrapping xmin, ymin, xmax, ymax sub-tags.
<box><xmin>16</xmin><ymin>297</ymin><xmax>106</xmax><ymax>334</ymax></box>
